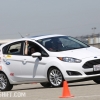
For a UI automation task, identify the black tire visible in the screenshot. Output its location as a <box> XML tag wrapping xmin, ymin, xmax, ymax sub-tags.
<box><xmin>40</xmin><ymin>82</ymin><xmax>51</xmax><ymax>88</ymax></box>
<box><xmin>93</xmin><ymin>79</ymin><xmax>100</xmax><ymax>84</ymax></box>
<box><xmin>0</xmin><ymin>73</ymin><xmax>13</xmax><ymax>91</ymax></box>
<box><xmin>48</xmin><ymin>67</ymin><xmax>64</xmax><ymax>87</ymax></box>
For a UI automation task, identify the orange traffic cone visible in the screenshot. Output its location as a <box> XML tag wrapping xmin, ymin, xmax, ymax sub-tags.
<box><xmin>59</xmin><ymin>81</ymin><xmax>74</xmax><ymax>98</ymax></box>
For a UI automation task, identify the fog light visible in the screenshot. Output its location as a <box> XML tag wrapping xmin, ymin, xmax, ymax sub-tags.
<box><xmin>67</xmin><ymin>71</ymin><xmax>82</xmax><ymax>76</ymax></box>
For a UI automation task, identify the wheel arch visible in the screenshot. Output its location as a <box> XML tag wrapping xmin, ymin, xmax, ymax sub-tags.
<box><xmin>0</xmin><ymin>71</ymin><xmax>9</xmax><ymax>79</ymax></box>
<box><xmin>47</xmin><ymin>66</ymin><xmax>59</xmax><ymax>75</ymax></box>
<box><xmin>0</xmin><ymin>71</ymin><xmax>11</xmax><ymax>83</ymax></box>
<box><xmin>0</xmin><ymin>70</ymin><xmax>6</xmax><ymax>75</ymax></box>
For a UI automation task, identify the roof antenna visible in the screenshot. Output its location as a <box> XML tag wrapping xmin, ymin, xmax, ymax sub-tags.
<box><xmin>18</xmin><ymin>32</ymin><xmax>24</xmax><ymax>38</ymax></box>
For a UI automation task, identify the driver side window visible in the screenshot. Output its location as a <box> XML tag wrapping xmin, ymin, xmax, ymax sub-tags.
<box><xmin>24</xmin><ymin>41</ymin><xmax>49</xmax><ymax>57</ymax></box>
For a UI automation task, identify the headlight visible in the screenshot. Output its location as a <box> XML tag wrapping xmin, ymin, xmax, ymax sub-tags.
<box><xmin>57</xmin><ymin>57</ymin><xmax>82</xmax><ymax>63</ymax></box>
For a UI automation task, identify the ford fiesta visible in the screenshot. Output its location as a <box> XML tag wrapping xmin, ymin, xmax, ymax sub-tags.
<box><xmin>0</xmin><ymin>34</ymin><xmax>100</xmax><ymax>91</ymax></box>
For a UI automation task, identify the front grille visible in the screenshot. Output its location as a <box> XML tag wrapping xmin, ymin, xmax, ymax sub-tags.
<box><xmin>83</xmin><ymin>59</ymin><xmax>100</xmax><ymax>69</ymax></box>
<box><xmin>85</xmin><ymin>71</ymin><xmax>100</xmax><ymax>75</ymax></box>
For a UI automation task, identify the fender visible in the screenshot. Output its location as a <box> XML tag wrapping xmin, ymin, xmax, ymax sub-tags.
<box><xmin>44</xmin><ymin>60</ymin><xmax>66</xmax><ymax>79</ymax></box>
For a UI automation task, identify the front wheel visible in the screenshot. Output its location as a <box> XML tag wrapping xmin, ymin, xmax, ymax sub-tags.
<box><xmin>93</xmin><ymin>79</ymin><xmax>100</xmax><ymax>84</ymax></box>
<box><xmin>48</xmin><ymin>68</ymin><xmax>64</xmax><ymax>87</ymax></box>
<box><xmin>0</xmin><ymin>73</ymin><xmax>13</xmax><ymax>91</ymax></box>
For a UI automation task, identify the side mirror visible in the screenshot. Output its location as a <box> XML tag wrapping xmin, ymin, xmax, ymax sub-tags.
<box><xmin>31</xmin><ymin>52</ymin><xmax>42</xmax><ymax>60</ymax></box>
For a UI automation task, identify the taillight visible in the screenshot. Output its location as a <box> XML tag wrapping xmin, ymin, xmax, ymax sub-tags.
<box><xmin>0</xmin><ymin>66</ymin><xmax>2</xmax><ymax>70</ymax></box>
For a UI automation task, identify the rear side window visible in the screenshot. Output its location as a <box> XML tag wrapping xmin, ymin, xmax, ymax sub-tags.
<box><xmin>8</xmin><ymin>43</ymin><xmax>21</xmax><ymax>55</ymax></box>
<box><xmin>3</xmin><ymin>41</ymin><xmax>23</xmax><ymax>55</ymax></box>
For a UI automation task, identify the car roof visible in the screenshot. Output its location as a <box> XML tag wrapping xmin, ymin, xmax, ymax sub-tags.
<box><xmin>28</xmin><ymin>34</ymin><xmax>65</xmax><ymax>40</ymax></box>
<box><xmin>0</xmin><ymin>34</ymin><xmax>66</xmax><ymax>47</ymax></box>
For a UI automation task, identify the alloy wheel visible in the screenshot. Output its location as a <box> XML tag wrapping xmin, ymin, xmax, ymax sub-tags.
<box><xmin>49</xmin><ymin>68</ymin><xmax>63</xmax><ymax>87</ymax></box>
<box><xmin>0</xmin><ymin>73</ymin><xmax>7</xmax><ymax>90</ymax></box>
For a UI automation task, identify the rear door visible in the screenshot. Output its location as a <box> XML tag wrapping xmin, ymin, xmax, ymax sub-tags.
<box><xmin>2</xmin><ymin>41</ymin><xmax>24</xmax><ymax>82</ymax></box>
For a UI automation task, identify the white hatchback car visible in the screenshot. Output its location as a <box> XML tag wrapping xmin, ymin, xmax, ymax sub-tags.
<box><xmin>0</xmin><ymin>34</ymin><xmax>100</xmax><ymax>91</ymax></box>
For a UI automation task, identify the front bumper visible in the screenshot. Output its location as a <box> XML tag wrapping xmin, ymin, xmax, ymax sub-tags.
<box><xmin>61</xmin><ymin>56</ymin><xmax>100</xmax><ymax>82</ymax></box>
<box><xmin>64</xmin><ymin>71</ymin><xmax>100</xmax><ymax>83</ymax></box>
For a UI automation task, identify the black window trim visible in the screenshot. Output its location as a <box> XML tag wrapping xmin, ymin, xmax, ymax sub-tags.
<box><xmin>23</xmin><ymin>40</ymin><xmax>49</xmax><ymax>57</ymax></box>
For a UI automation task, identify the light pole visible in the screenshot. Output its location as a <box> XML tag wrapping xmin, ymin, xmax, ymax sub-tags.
<box><xmin>92</xmin><ymin>27</ymin><xmax>96</xmax><ymax>45</ymax></box>
<box><xmin>92</xmin><ymin>27</ymin><xmax>96</xmax><ymax>34</ymax></box>
<box><xmin>97</xmin><ymin>33</ymin><xmax>100</xmax><ymax>48</ymax></box>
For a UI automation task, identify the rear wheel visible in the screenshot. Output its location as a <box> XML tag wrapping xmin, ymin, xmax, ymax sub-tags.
<box><xmin>0</xmin><ymin>73</ymin><xmax>13</xmax><ymax>91</ymax></box>
<box><xmin>48</xmin><ymin>68</ymin><xmax>63</xmax><ymax>87</ymax></box>
<box><xmin>40</xmin><ymin>82</ymin><xmax>51</xmax><ymax>88</ymax></box>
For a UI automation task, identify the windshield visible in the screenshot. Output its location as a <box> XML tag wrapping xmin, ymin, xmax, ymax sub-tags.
<box><xmin>37</xmin><ymin>36</ymin><xmax>90</xmax><ymax>52</ymax></box>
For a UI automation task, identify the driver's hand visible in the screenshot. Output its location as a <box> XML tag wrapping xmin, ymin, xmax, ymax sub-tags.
<box><xmin>25</xmin><ymin>41</ymin><xmax>28</xmax><ymax>45</ymax></box>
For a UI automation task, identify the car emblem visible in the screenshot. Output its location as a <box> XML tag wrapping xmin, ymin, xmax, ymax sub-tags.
<box><xmin>6</xmin><ymin>62</ymin><xmax>10</xmax><ymax>65</ymax></box>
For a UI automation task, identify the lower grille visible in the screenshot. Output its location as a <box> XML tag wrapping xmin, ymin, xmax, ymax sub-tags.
<box><xmin>83</xmin><ymin>59</ymin><xmax>100</xmax><ymax>69</ymax></box>
<box><xmin>85</xmin><ymin>71</ymin><xmax>100</xmax><ymax>75</ymax></box>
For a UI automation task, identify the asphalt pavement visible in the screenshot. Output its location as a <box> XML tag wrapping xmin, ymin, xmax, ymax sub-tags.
<box><xmin>0</xmin><ymin>80</ymin><xmax>100</xmax><ymax>100</ymax></box>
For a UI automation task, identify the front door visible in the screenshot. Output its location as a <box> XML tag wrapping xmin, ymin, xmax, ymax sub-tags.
<box><xmin>19</xmin><ymin>40</ymin><xmax>49</xmax><ymax>82</ymax></box>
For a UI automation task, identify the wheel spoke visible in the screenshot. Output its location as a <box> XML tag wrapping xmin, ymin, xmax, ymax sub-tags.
<box><xmin>57</xmin><ymin>78</ymin><xmax>62</xmax><ymax>83</ymax></box>
<box><xmin>1</xmin><ymin>82</ymin><xmax>6</xmax><ymax>89</ymax></box>
<box><xmin>50</xmin><ymin>73</ymin><xmax>55</xmax><ymax>77</ymax></box>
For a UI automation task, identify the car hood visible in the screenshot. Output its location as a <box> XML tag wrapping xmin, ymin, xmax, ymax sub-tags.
<box><xmin>49</xmin><ymin>46</ymin><xmax>100</xmax><ymax>59</ymax></box>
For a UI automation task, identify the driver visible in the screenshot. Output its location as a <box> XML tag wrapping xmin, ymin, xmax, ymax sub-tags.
<box><xmin>25</xmin><ymin>41</ymin><xmax>35</xmax><ymax>55</ymax></box>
